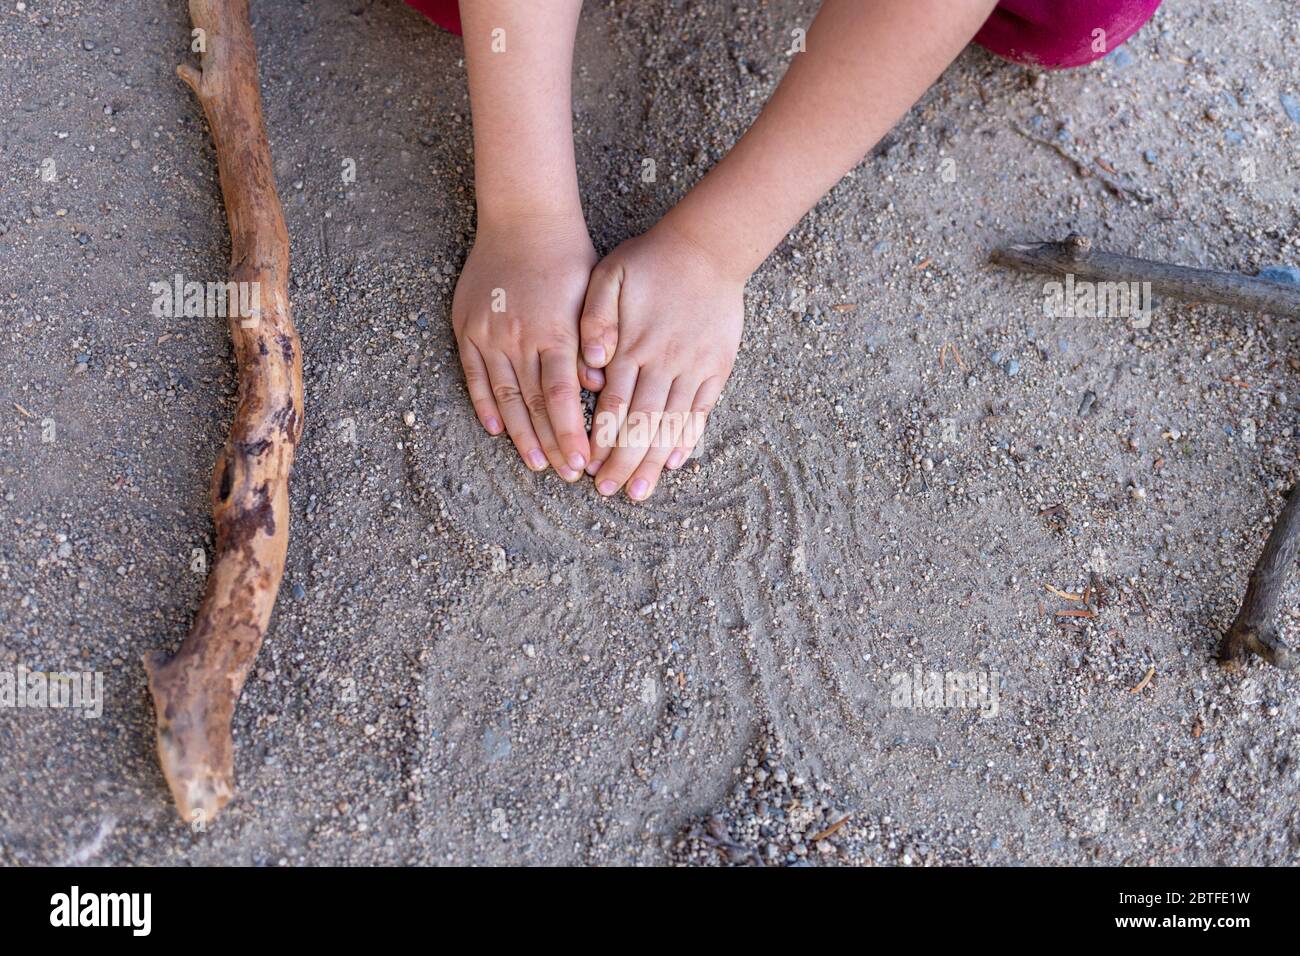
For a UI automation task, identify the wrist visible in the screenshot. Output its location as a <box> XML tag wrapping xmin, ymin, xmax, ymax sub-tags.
<box><xmin>475</xmin><ymin>198</ymin><xmax>589</xmax><ymax>242</ymax></box>
<box><xmin>654</xmin><ymin>203</ymin><xmax>757</xmax><ymax>287</ymax></box>
<box><xmin>655</xmin><ymin>202</ymin><xmax>759</xmax><ymax>286</ymax></box>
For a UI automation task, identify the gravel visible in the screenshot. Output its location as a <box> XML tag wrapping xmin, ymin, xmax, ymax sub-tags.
<box><xmin>1</xmin><ymin>0</ymin><xmax>1297</xmax><ymax>866</ymax></box>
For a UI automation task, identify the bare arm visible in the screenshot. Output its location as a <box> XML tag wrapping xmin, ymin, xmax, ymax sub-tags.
<box><xmin>578</xmin><ymin>0</ymin><xmax>998</xmax><ymax>501</ymax></box>
<box><xmin>660</xmin><ymin>0</ymin><xmax>999</xmax><ymax>281</ymax></box>
<box><xmin>460</xmin><ymin>0</ymin><xmax>586</xmax><ymax>227</ymax></box>
<box><xmin>453</xmin><ymin>0</ymin><xmax>596</xmax><ymax>480</ymax></box>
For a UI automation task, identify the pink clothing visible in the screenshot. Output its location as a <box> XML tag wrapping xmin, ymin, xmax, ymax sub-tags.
<box><xmin>404</xmin><ymin>0</ymin><xmax>1163</xmax><ymax>71</ymax></box>
<box><xmin>974</xmin><ymin>0</ymin><xmax>1163</xmax><ymax>69</ymax></box>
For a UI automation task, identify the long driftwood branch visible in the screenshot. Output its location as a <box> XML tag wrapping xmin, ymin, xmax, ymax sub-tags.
<box><xmin>144</xmin><ymin>0</ymin><xmax>303</xmax><ymax>823</ymax></box>
<box><xmin>992</xmin><ymin>234</ymin><xmax>1300</xmax><ymax>318</ymax></box>
<box><xmin>1219</xmin><ymin>486</ymin><xmax>1299</xmax><ymax>670</ymax></box>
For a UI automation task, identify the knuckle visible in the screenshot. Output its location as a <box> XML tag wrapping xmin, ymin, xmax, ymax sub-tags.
<box><xmin>544</xmin><ymin>380</ymin><xmax>576</xmax><ymax>402</ymax></box>
<box><xmin>492</xmin><ymin>381</ymin><xmax>524</xmax><ymax>406</ymax></box>
<box><xmin>525</xmin><ymin>392</ymin><xmax>550</xmax><ymax>418</ymax></box>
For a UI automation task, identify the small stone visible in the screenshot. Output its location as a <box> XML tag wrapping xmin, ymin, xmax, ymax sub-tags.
<box><xmin>403</xmin><ymin>410</ymin><xmax>416</xmax><ymax>427</ymax></box>
<box><xmin>1258</xmin><ymin>265</ymin><xmax>1300</xmax><ymax>286</ymax></box>
<box><xmin>1280</xmin><ymin>92</ymin><xmax>1300</xmax><ymax>126</ymax></box>
<box><xmin>81</xmin><ymin>39</ymin><xmax>95</xmax><ymax>51</ymax></box>
<box><xmin>1105</xmin><ymin>46</ymin><xmax>1133</xmax><ymax>69</ymax></box>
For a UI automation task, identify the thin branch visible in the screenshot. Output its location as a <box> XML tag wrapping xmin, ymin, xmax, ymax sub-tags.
<box><xmin>143</xmin><ymin>0</ymin><xmax>304</xmax><ymax>823</ymax></box>
<box><xmin>992</xmin><ymin>234</ymin><xmax>1300</xmax><ymax>318</ymax></box>
<box><xmin>1219</xmin><ymin>485</ymin><xmax>1299</xmax><ymax>670</ymax></box>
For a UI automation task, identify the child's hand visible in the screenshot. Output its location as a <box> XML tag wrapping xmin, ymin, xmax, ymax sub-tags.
<box><xmin>579</xmin><ymin>224</ymin><xmax>744</xmax><ymax>500</ymax></box>
<box><xmin>452</xmin><ymin>218</ymin><xmax>597</xmax><ymax>481</ymax></box>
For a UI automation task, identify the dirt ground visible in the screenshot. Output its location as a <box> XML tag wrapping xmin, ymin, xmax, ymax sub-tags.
<box><xmin>1</xmin><ymin>0</ymin><xmax>1298</xmax><ymax>866</ymax></box>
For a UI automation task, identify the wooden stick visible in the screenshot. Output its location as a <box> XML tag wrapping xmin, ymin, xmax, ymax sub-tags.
<box><xmin>1219</xmin><ymin>485</ymin><xmax>1299</xmax><ymax>670</ymax></box>
<box><xmin>143</xmin><ymin>0</ymin><xmax>303</xmax><ymax>823</ymax></box>
<box><xmin>992</xmin><ymin>234</ymin><xmax>1300</xmax><ymax>318</ymax></box>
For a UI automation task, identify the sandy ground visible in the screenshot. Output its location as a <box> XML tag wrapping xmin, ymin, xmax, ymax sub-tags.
<box><xmin>1</xmin><ymin>0</ymin><xmax>1298</xmax><ymax>866</ymax></box>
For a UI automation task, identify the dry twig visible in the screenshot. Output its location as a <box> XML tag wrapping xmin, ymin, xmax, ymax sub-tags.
<box><xmin>1219</xmin><ymin>485</ymin><xmax>1299</xmax><ymax>670</ymax></box>
<box><xmin>992</xmin><ymin>233</ymin><xmax>1300</xmax><ymax>318</ymax></box>
<box><xmin>143</xmin><ymin>0</ymin><xmax>304</xmax><ymax>822</ymax></box>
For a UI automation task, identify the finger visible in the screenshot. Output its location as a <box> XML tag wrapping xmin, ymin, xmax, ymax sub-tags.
<box><xmin>594</xmin><ymin>372</ymin><xmax>672</xmax><ymax>499</ymax></box>
<box><xmin>458</xmin><ymin>341</ymin><xmax>503</xmax><ymax>435</ymax></box>
<box><xmin>578</xmin><ymin>363</ymin><xmax>605</xmax><ymax>392</ymax></box>
<box><xmin>587</xmin><ymin>360</ymin><xmax>638</xmax><ymax>476</ymax></box>
<box><xmin>579</xmin><ymin>260</ymin><xmax>621</xmax><ymax>369</ymax></box>
<box><xmin>540</xmin><ymin>346</ymin><xmax>590</xmax><ymax>475</ymax></box>
<box><xmin>667</xmin><ymin>374</ymin><xmax>724</xmax><ymax>470</ymax></box>
<box><xmin>625</xmin><ymin>377</ymin><xmax>696</xmax><ymax>501</ymax></box>
<box><xmin>484</xmin><ymin>353</ymin><xmax>548</xmax><ymax>472</ymax></box>
<box><xmin>518</xmin><ymin>354</ymin><xmax>581</xmax><ymax>482</ymax></box>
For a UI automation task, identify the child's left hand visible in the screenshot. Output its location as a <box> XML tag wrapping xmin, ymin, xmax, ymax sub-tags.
<box><xmin>579</xmin><ymin>224</ymin><xmax>745</xmax><ymax>501</ymax></box>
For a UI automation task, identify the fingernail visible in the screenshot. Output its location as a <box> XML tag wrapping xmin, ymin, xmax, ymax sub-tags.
<box><xmin>567</xmin><ymin>452</ymin><xmax>586</xmax><ymax>472</ymax></box>
<box><xmin>629</xmin><ymin>478</ymin><xmax>650</xmax><ymax>500</ymax></box>
<box><xmin>486</xmin><ymin>417</ymin><xmax>502</xmax><ymax>435</ymax></box>
<box><xmin>583</xmin><ymin>344</ymin><xmax>606</xmax><ymax>365</ymax></box>
<box><xmin>561</xmin><ymin>468</ymin><xmax>580</xmax><ymax>482</ymax></box>
<box><xmin>586</xmin><ymin>459</ymin><xmax>603</xmax><ymax>476</ymax></box>
<box><xmin>527</xmin><ymin>449</ymin><xmax>547</xmax><ymax>470</ymax></box>
<box><xmin>597</xmin><ymin>480</ymin><xmax>618</xmax><ymax>496</ymax></box>
<box><xmin>666</xmin><ymin>450</ymin><xmax>683</xmax><ymax>469</ymax></box>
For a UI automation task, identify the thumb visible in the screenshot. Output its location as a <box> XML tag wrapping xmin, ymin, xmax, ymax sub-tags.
<box><xmin>580</xmin><ymin>259</ymin><xmax>621</xmax><ymax>370</ymax></box>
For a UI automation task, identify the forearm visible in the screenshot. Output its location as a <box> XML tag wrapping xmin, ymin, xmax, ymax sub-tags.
<box><xmin>662</xmin><ymin>0</ymin><xmax>998</xmax><ymax>281</ymax></box>
<box><xmin>460</xmin><ymin>0</ymin><xmax>585</xmax><ymax>228</ymax></box>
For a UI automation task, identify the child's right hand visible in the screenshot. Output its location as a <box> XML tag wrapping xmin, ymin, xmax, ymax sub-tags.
<box><xmin>451</xmin><ymin>217</ymin><xmax>597</xmax><ymax>482</ymax></box>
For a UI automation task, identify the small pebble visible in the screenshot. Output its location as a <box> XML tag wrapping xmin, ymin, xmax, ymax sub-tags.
<box><xmin>1258</xmin><ymin>265</ymin><xmax>1300</xmax><ymax>286</ymax></box>
<box><xmin>1280</xmin><ymin>92</ymin><xmax>1300</xmax><ymax>126</ymax></box>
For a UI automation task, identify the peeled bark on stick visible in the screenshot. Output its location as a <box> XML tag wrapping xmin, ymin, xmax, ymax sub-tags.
<box><xmin>143</xmin><ymin>0</ymin><xmax>303</xmax><ymax>824</ymax></box>
<box><xmin>992</xmin><ymin>234</ymin><xmax>1300</xmax><ymax>318</ymax></box>
<box><xmin>1219</xmin><ymin>485</ymin><xmax>1299</xmax><ymax>670</ymax></box>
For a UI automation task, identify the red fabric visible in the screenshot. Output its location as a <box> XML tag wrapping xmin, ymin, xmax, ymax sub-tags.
<box><xmin>405</xmin><ymin>0</ymin><xmax>461</xmax><ymax>35</ymax></box>
<box><xmin>403</xmin><ymin>0</ymin><xmax>1162</xmax><ymax>72</ymax></box>
<box><xmin>974</xmin><ymin>0</ymin><xmax>1162</xmax><ymax>69</ymax></box>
